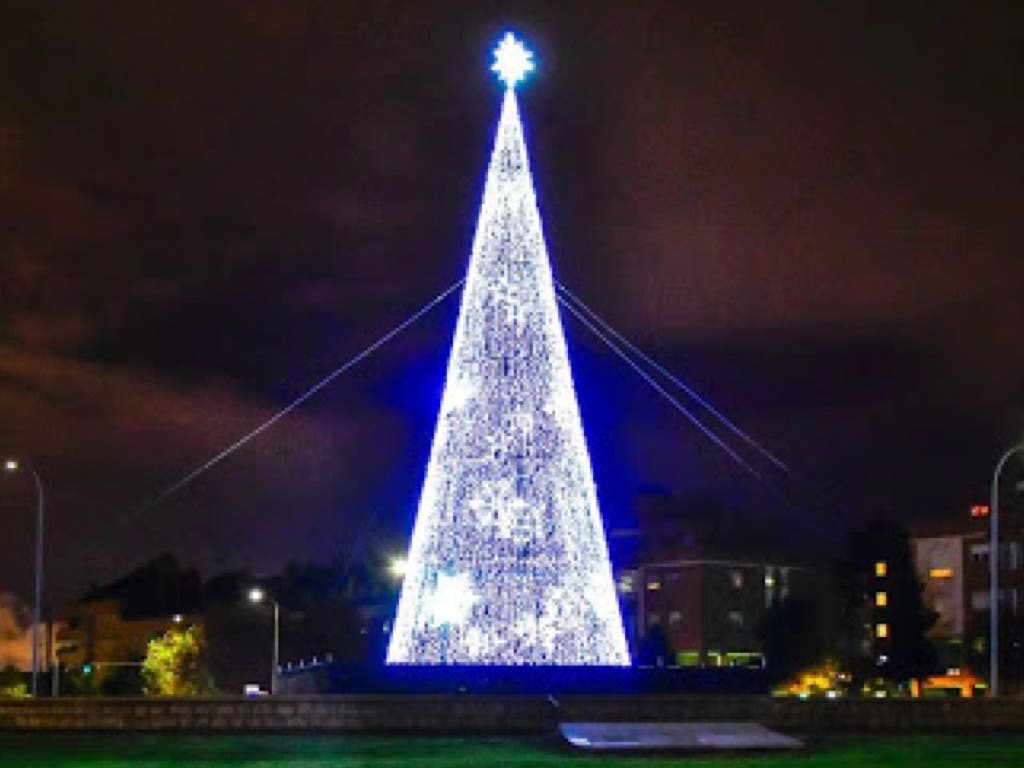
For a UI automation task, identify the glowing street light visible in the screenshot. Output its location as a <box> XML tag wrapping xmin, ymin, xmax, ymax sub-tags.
<box><xmin>248</xmin><ymin>587</ymin><xmax>279</xmax><ymax>695</ymax></box>
<box><xmin>3</xmin><ymin>457</ymin><xmax>45</xmax><ymax>697</ymax></box>
<box><xmin>388</xmin><ymin>557</ymin><xmax>407</xmax><ymax>580</ymax></box>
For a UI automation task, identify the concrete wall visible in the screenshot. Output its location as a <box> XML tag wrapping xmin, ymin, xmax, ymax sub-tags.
<box><xmin>0</xmin><ymin>696</ymin><xmax>550</xmax><ymax>733</ymax></box>
<box><xmin>559</xmin><ymin>695</ymin><xmax>1024</xmax><ymax>733</ymax></box>
<box><xmin>0</xmin><ymin>695</ymin><xmax>1022</xmax><ymax>733</ymax></box>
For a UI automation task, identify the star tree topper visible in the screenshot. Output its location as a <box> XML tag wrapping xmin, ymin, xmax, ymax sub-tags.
<box><xmin>492</xmin><ymin>32</ymin><xmax>534</xmax><ymax>88</ymax></box>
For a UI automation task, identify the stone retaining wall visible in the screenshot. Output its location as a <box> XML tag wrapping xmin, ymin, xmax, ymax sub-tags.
<box><xmin>0</xmin><ymin>696</ymin><xmax>1021</xmax><ymax>733</ymax></box>
<box><xmin>557</xmin><ymin>695</ymin><xmax>1024</xmax><ymax>733</ymax></box>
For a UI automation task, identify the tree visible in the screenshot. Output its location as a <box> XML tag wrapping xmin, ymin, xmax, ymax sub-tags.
<box><xmin>142</xmin><ymin>625</ymin><xmax>214</xmax><ymax>696</ymax></box>
<box><xmin>757</xmin><ymin>597</ymin><xmax>825</xmax><ymax>684</ymax></box>
<box><xmin>388</xmin><ymin>33</ymin><xmax>627</xmax><ymax>666</ymax></box>
<box><xmin>837</xmin><ymin>521</ymin><xmax>937</xmax><ymax>686</ymax></box>
<box><xmin>101</xmin><ymin>664</ymin><xmax>143</xmax><ymax>696</ymax></box>
<box><xmin>637</xmin><ymin>623</ymin><xmax>673</xmax><ymax>668</ymax></box>
<box><xmin>0</xmin><ymin>665</ymin><xmax>27</xmax><ymax>698</ymax></box>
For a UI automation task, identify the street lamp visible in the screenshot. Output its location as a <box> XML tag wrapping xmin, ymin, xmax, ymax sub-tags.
<box><xmin>248</xmin><ymin>587</ymin><xmax>280</xmax><ymax>695</ymax></box>
<box><xmin>3</xmin><ymin>458</ymin><xmax>44</xmax><ymax>697</ymax></box>
<box><xmin>990</xmin><ymin>442</ymin><xmax>1024</xmax><ymax>698</ymax></box>
<box><xmin>388</xmin><ymin>556</ymin><xmax>407</xmax><ymax>580</ymax></box>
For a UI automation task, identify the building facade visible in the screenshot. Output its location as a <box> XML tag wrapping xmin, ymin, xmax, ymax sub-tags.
<box><xmin>621</xmin><ymin>558</ymin><xmax>814</xmax><ymax>667</ymax></box>
<box><xmin>57</xmin><ymin>598</ymin><xmax>200</xmax><ymax>685</ymax></box>
<box><xmin>911</xmin><ymin>502</ymin><xmax>1024</xmax><ymax>688</ymax></box>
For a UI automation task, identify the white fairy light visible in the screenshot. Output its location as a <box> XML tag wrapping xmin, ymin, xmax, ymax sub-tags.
<box><xmin>426</xmin><ymin>572</ymin><xmax>478</xmax><ymax>627</ymax></box>
<box><xmin>386</xmin><ymin>36</ymin><xmax>629</xmax><ymax>666</ymax></box>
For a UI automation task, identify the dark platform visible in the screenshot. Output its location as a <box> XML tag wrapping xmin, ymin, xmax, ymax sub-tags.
<box><xmin>279</xmin><ymin>662</ymin><xmax>769</xmax><ymax>695</ymax></box>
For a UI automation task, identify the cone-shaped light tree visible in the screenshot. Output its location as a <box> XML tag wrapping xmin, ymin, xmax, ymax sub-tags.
<box><xmin>387</xmin><ymin>33</ymin><xmax>629</xmax><ymax>665</ymax></box>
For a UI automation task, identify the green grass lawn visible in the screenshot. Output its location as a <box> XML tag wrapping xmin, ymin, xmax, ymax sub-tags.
<box><xmin>0</xmin><ymin>734</ymin><xmax>1021</xmax><ymax>767</ymax></box>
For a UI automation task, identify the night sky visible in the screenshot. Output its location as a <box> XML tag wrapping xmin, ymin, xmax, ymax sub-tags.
<box><xmin>1</xmin><ymin>2</ymin><xmax>1021</xmax><ymax>606</ymax></box>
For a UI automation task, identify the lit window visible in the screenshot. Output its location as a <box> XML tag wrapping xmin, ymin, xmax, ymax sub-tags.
<box><xmin>647</xmin><ymin>579</ymin><xmax>661</xmax><ymax>591</ymax></box>
<box><xmin>875</xmin><ymin>591</ymin><xmax>887</xmax><ymax>607</ymax></box>
<box><xmin>668</xmin><ymin>611</ymin><xmax>682</xmax><ymax>626</ymax></box>
<box><xmin>970</xmin><ymin>504</ymin><xmax>990</xmax><ymax>518</ymax></box>
<box><xmin>876</xmin><ymin>623</ymin><xmax>889</xmax><ymax>639</ymax></box>
<box><xmin>730</xmin><ymin>570</ymin><xmax>744</xmax><ymax>589</ymax></box>
<box><xmin>929</xmin><ymin>568</ymin><xmax>953</xmax><ymax>579</ymax></box>
<box><xmin>875</xmin><ymin>561</ymin><xmax>887</xmax><ymax>577</ymax></box>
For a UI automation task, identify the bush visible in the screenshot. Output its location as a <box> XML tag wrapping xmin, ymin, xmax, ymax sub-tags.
<box><xmin>141</xmin><ymin>625</ymin><xmax>215</xmax><ymax>696</ymax></box>
<box><xmin>0</xmin><ymin>665</ymin><xmax>28</xmax><ymax>698</ymax></box>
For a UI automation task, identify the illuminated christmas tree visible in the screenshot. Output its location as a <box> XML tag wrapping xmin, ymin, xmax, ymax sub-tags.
<box><xmin>387</xmin><ymin>33</ymin><xmax>629</xmax><ymax>665</ymax></box>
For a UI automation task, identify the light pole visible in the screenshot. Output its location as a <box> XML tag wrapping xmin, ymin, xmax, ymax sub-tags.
<box><xmin>990</xmin><ymin>443</ymin><xmax>1024</xmax><ymax>698</ymax></box>
<box><xmin>248</xmin><ymin>587</ymin><xmax>279</xmax><ymax>695</ymax></box>
<box><xmin>4</xmin><ymin>458</ymin><xmax>44</xmax><ymax>697</ymax></box>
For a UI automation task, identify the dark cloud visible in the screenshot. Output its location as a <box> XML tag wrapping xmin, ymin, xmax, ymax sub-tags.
<box><xmin>0</xmin><ymin>343</ymin><xmax>410</xmax><ymax>599</ymax></box>
<box><xmin>0</xmin><ymin>2</ymin><xmax>1021</xmax><ymax>602</ymax></box>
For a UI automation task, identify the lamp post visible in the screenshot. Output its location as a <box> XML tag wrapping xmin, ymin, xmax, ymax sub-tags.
<box><xmin>4</xmin><ymin>458</ymin><xmax>44</xmax><ymax>697</ymax></box>
<box><xmin>248</xmin><ymin>587</ymin><xmax>279</xmax><ymax>695</ymax></box>
<box><xmin>990</xmin><ymin>443</ymin><xmax>1024</xmax><ymax>698</ymax></box>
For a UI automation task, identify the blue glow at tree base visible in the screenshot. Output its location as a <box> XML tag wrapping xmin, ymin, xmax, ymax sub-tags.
<box><xmin>387</xmin><ymin>35</ymin><xmax>629</xmax><ymax>666</ymax></box>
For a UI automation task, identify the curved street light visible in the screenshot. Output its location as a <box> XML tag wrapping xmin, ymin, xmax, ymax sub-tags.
<box><xmin>3</xmin><ymin>458</ymin><xmax>45</xmax><ymax>697</ymax></box>
<box><xmin>248</xmin><ymin>587</ymin><xmax>280</xmax><ymax>695</ymax></box>
<box><xmin>990</xmin><ymin>442</ymin><xmax>1024</xmax><ymax>698</ymax></box>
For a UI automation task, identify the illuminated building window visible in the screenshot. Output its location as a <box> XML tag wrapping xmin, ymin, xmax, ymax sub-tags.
<box><xmin>970</xmin><ymin>504</ymin><xmax>990</xmax><ymax>518</ymax></box>
<box><xmin>929</xmin><ymin>567</ymin><xmax>953</xmax><ymax>579</ymax></box>
<box><xmin>730</xmin><ymin>570</ymin><xmax>744</xmax><ymax>589</ymax></box>
<box><xmin>876</xmin><ymin>623</ymin><xmax>889</xmax><ymax>639</ymax></box>
<box><xmin>875</xmin><ymin>561</ymin><xmax>887</xmax><ymax>578</ymax></box>
<box><xmin>875</xmin><ymin>591</ymin><xmax>887</xmax><ymax>607</ymax></box>
<box><xmin>647</xmin><ymin>579</ymin><xmax>661</xmax><ymax>591</ymax></box>
<box><xmin>764</xmin><ymin>568</ymin><xmax>776</xmax><ymax>608</ymax></box>
<box><xmin>668</xmin><ymin>611</ymin><xmax>682</xmax><ymax>626</ymax></box>
<box><xmin>677</xmin><ymin>651</ymin><xmax>700</xmax><ymax>667</ymax></box>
